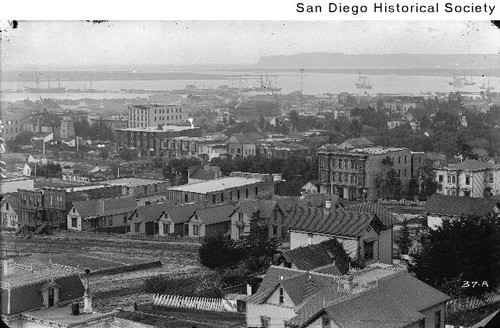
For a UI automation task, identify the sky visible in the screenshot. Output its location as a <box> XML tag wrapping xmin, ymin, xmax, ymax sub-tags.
<box><xmin>1</xmin><ymin>21</ymin><xmax>499</xmax><ymax>70</ymax></box>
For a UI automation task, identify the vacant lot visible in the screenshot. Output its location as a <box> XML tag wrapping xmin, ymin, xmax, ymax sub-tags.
<box><xmin>1</xmin><ymin>232</ymin><xmax>208</xmax><ymax>311</ymax></box>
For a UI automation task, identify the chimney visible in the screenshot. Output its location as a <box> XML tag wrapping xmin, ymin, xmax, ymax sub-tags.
<box><xmin>83</xmin><ymin>268</ymin><xmax>93</xmax><ymax>313</ymax></box>
<box><xmin>3</xmin><ymin>259</ymin><xmax>13</xmax><ymax>276</ymax></box>
<box><xmin>325</xmin><ymin>200</ymin><xmax>332</xmax><ymax>209</ymax></box>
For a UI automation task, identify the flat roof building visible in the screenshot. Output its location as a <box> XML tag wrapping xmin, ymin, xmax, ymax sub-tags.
<box><xmin>128</xmin><ymin>103</ymin><xmax>184</xmax><ymax>128</ymax></box>
<box><xmin>167</xmin><ymin>177</ymin><xmax>274</xmax><ymax>206</ymax></box>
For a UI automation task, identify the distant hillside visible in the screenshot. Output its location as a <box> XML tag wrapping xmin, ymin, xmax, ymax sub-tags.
<box><xmin>257</xmin><ymin>53</ymin><xmax>500</xmax><ymax>69</ymax></box>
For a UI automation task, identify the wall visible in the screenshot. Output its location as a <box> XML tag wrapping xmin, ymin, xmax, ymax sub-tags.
<box><xmin>1</xmin><ymin>202</ymin><xmax>19</xmax><ymax>229</ymax></box>
<box><xmin>205</xmin><ymin>222</ymin><xmax>230</xmax><ymax>238</ymax></box>
<box><xmin>378</xmin><ymin>228</ymin><xmax>393</xmax><ymax>264</ymax></box>
<box><xmin>246</xmin><ymin>303</ymin><xmax>296</xmax><ymax>328</ymax></box>
<box><xmin>0</xmin><ymin>178</ymin><xmax>34</xmax><ymax>194</ymax></box>
<box><xmin>266</xmin><ymin>286</ymin><xmax>295</xmax><ymax>308</ymax></box>
<box><xmin>421</xmin><ymin>303</ymin><xmax>446</xmax><ymax>328</ymax></box>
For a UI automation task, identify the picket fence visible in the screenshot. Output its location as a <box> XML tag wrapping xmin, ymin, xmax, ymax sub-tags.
<box><xmin>152</xmin><ymin>294</ymin><xmax>238</xmax><ymax>312</ymax></box>
<box><xmin>446</xmin><ymin>292</ymin><xmax>500</xmax><ymax>312</ymax></box>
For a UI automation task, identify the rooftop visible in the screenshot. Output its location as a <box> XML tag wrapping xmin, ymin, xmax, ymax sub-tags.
<box><xmin>168</xmin><ymin>177</ymin><xmax>263</xmax><ymax>194</ymax></box>
<box><xmin>101</xmin><ymin>177</ymin><xmax>169</xmax><ymax>188</ymax></box>
<box><xmin>425</xmin><ymin>194</ymin><xmax>498</xmax><ymax>217</ymax></box>
<box><xmin>6</xmin><ymin>306</ymin><xmax>155</xmax><ymax>328</ymax></box>
<box><xmin>115</xmin><ymin>125</ymin><xmax>198</xmax><ymax>133</ymax></box>
<box><xmin>1</xmin><ymin>259</ymin><xmax>80</xmax><ymax>288</ymax></box>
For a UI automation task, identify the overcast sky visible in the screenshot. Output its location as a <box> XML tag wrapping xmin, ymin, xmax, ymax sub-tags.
<box><xmin>1</xmin><ymin>21</ymin><xmax>499</xmax><ymax>70</ymax></box>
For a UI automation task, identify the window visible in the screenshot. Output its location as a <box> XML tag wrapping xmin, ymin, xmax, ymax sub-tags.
<box><xmin>245</xmin><ymin>189</ymin><xmax>249</xmax><ymax>198</ymax></box>
<box><xmin>135</xmin><ymin>222</ymin><xmax>140</xmax><ymax>232</ymax></box>
<box><xmin>220</xmin><ymin>193</ymin><xmax>224</xmax><ymax>202</ymax></box>
<box><xmin>185</xmin><ymin>194</ymin><xmax>189</xmax><ymax>203</ymax></box>
<box><xmin>5</xmin><ymin>203</ymin><xmax>9</xmax><ymax>211</ymax></box>
<box><xmin>465</xmin><ymin>175</ymin><xmax>470</xmax><ymax>185</ymax></box>
<box><xmin>488</xmin><ymin>172</ymin><xmax>494</xmax><ymax>183</ymax></box>
<box><xmin>398</xmin><ymin>156</ymin><xmax>401</xmax><ymax>164</ymax></box>
<box><xmin>255</xmin><ymin>187</ymin><xmax>258</xmax><ymax>196</ymax></box>
<box><xmin>108</xmin><ymin>217</ymin><xmax>113</xmax><ymax>226</ymax></box>
<box><xmin>438</xmin><ymin>175</ymin><xmax>443</xmax><ymax>182</ymax></box>
<box><xmin>229</xmin><ymin>191</ymin><xmax>233</xmax><ymax>201</ymax></box>
<box><xmin>435</xmin><ymin>310</ymin><xmax>441</xmax><ymax>328</ymax></box>
<box><xmin>72</xmin><ymin>217</ymin><xmax>78</xmax><ymax>228</ymax></box>
<box><xmin>364</xmin><ymin>241</ymin><xmax>374</xmax><ymax>260</ymax></box>
<box><xmin>260</xmin><ymin>316</ymin><xmax>270</xmax><ymax>328</ymax></box>
<box><xmin>163</xmin><ymin>223</ymin><xmax>169</xmax><ymax>234</ymax></box>
<box><xmin>273</xmin><ymin>225</ymin><xmax>278</xmax><ymax>236</ymax></box>
<box><xmin>237</xmin><ymin>190</ymin><xmax>240</xmax><ymax>199</ymax></box>
<box><xmin>193</xmin><ymin>224</ymin><xmax>199</xmax><ymax>236</ymax></box>
<box><xmin>212</xmin><ymin>194</ymin><xmax>217</xmax><ymax>204</ymax></box>
<box><xmin>123</xmin><ymin>214</ymin><xmax>128</xmax><ymax>224</ymax></box>
<box><xmin>279</xmin><ymin>286</ymin><xmax>284</xmax><ymax>305</ymax></box>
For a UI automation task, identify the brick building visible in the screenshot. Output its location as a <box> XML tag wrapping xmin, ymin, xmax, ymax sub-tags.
<box><xmin>128</xmin><ymin>103</ymin><xmax>184</xmax><ymax>128</ymax></box>
<box><xmin>115</xmin><ymin>125</ymin><xmax>201</xmax><ymax>157</ymax></box>
<box><xmin>318</xmin><ymin>146</ymin><xmax>420</xmax><ymax>200</ymax></box>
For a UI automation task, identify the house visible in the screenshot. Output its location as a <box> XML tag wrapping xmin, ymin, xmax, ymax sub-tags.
<box><xmin>158</xmin><ymin>203</ymin><xmax>202</xmax><ymax>237</ymax></box>
<box><xmin>185</xmin><ymin>204</ymin><xmax>235</xmax><ymax>238</ymax></box>
<box><xmin>245</xmin><ymin>264</ymin><xmax>449</xmax><ymax>328</ymax></box>
<box><xmin>425</xmin><ymin>194</ymin><xmax>499</xmax><ymax>230</ymax></box>
<box><xmin>66</xmin><ymin>196</ymin><xmax>137</xmax><ymax>232</ymax></box>
<box><xmin>434</xmin><ymin>159</ymin><xmax>500</xmax><ymax>197</ymax></box>
<box><xmin>0</xmin><ymin>195</ymin><xmax>20</xmax><ymax>230</ymax></box>
<box><xmin>127</xmin><ymin>203</ymin><xmax>170</xmax><ymax>235</ymax></box>
<box><xmin>226</xmin><ymin>133</ymin><xmax>265</xmax><ymax>157</ymax></box>
<box><xmin>229</xmin><ymin>199</ymin><xmax>287</xmax><ymax>241</ymax></box>
<box><xmin>284</xmin><ymin>204</ymin><xmax>393</xmax><ymax>265</ymax></box>
<box><xmin>1</xmin><ymin>259</ymin><xmax>85</xmax><ymax>314</ymax></box>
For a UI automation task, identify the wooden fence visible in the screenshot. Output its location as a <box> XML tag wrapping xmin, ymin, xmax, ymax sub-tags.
<box><xmin>446</xmin><ymin>292</ymin><xmax>500</xmax><ymax>312</ymax></box>
<box><xmin>378</xmin><ymin>198</ymin><xmax>426</xmax><ymax>207</ymax></box>
<box><xmin>152</xmin><ymin>294</ymin><xmax>238</xmax><ymax>312</ymax></box>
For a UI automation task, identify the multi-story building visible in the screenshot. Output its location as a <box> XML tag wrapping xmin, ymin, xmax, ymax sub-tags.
<box><xmin>231</xmin><ymin>96</ymin><xmax>281</xmax><ymax>121</ymax></box>
<box><xmin>434</xmin><ymin>159</ymin><xmax>500</xmax><ymax>197</ymax></box>
<box><xmin>166</xmin><ymin>177</ymin><xmax>274</xmax><ymax>206</ymax></box>
<box><xmin>318</xmin><ymin>146</ymin><xmax>416</xmax><ymax>200</ymax></box>
<box><xmin>58</xmin><ymin>116</ymin><xmax>75</xmax><ymax>139</ymax></box>
<box><xmin>17</xmin><ymin>185</ymin><xmax>123</xmax><ymax>230</ymax></box>
<box><xmin>88</xmin><ymin>116</ymin><xmax>128</xmax><ymax>130</ymax></box>
<box><xmin>115</xmin><ymin>125</ymin><xmax>201</xmax><ymax>157</ymax></box>
<box><xmin>0</xmin><ymin>110</ymin><xmax>22</xmax><ymax>142</ymax></box>
<box><xmin>127</xmin><ymin>103</ymin><xmax>184</xmax><ymax>128</ymax></box>
<box><xmin>226</xmin><ymin>133</ymin><xmax>265</xmax><ymax>158</ymax></box>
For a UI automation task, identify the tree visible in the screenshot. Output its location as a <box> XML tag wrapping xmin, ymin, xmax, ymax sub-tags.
<box><xmin>417</xmin><ymin>159</ymin><xmax>438</xmax><ymax>199</ymax></box>
<box><xmin>198</xmin><ymin>234</ymin><xmax>245</xmax><ymax>274</ymax></box>
<box><xmin>396</xmin><ymin>219</ymin><xmax>412</xmax><ymax>255</ymax></box>
<box><xmin>288</xmin><ymin>110</ymin><xmax>300</xmax><ymax>132</ymax></box>
<box><xmin>413</xmin><ymin>216</ymin><xmax>500</xmax><ymax>298</ymax></box>
<box><xmin>99</xmin><ymin>148</ymin><xmax>109</xmax><ymax>160</ymax></box>
<box><xmin>241</xmin><ymin>212</ymin><xmax>279</xmax><ymax>273</ymax></box>
<box><xmin>163</xmin><ymin>157</ymin><xmax>202</xmax><ymax>185</ymax></box>
<box><xmin>349</xmin><ymin>119</ymin><xmax>363</xmax><ymax>138</ymax></box>
<box><xmin>119</xmin><ymin>148</ymin><xmax>138</xmax><ymax>161</ymax></box>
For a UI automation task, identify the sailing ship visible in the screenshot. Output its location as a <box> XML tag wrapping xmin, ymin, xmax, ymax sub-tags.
<box><xmin>447</xmin><ymin>75</ymin><xmax>466</xmax><ymax>87</ymax></box>
<box><xmin>478</xmin><ymin>78</ymin><xmax>495</xmax><ymax>91</ymax></box>
<box><xmin>355</xmin><ymin>72</ymin><xmax>372</xmax><ymax>89</ymax></box>
<box><xmin>240</xmin><ymin>74</ymin><xmax>282</xmax><ymax>93</ymax></box>
<box><xmin>24</xmin><ymin>71</ymin><xmax>67</xmax><ymax>93</ymax></box>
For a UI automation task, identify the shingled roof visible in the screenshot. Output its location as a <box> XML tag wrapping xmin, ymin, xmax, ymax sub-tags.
<box><xmin>129</xmin><ymin>203</ymin><xmax>168</xmax><ymax>223</ymax></box>
<box><xmin>284</xmin><ymin>206</ymin><xmax>380</xmax><ymax>238</ymax></box>
<box><xmin>288</xmin><ymin>272</ymin><xmax>450</xmax><ymax>328</ymax></box>
<box><xmin>166</xmin><ymin>203</ymin><xmax>203</xmax><ymax>224</ymax></box>
<box><xmin>425</xmin><ymin>194</ymin><xmax>497</xmax><ymax>217</ymax></box>
<box><xmin>191</xmin><ymin>204</ymin><xmax>235</xmax><ymax>225</ymax></box>
<box><xmin>246</xmin><ymin>266</ymin><xmax>343</xmax><ymax>307</ymax></box>
<box><xmin>343</xmin><ymin>202</ymin><xmax>398</xmax><ymax>228</ymax></box>
<box><xmin>73</xmin><ymin>197</ymin><xmax>137</xmax><ymax>218</ymax></box>
<box><xmin>446</xmin><ymin>159</ymin><xmax>499</xmax><ymax>171</ymax></box>
<box><xmin>235</xmin><ymin>199</ymin><xmax>282</xmax><ymax>218</ymax></box>
<box><xmin>281</xmin><ymin>242</ymin><xmax>346</xmax><ymax>273</ymax></box>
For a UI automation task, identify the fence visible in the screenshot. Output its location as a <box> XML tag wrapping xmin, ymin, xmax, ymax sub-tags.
<box><xmin>56</xmin><ymin>229</ymin><xmax>204</xmax><ymax>243</ymax></box>
<box><xmin>152</xmin><ymin>294</ymin><xmax>238</xmax><ymax>313</ymax></box>
<box><xmin>446</xmin><ymin>292</ymin><xmax>500</xmax><ymax>312</ymax></box>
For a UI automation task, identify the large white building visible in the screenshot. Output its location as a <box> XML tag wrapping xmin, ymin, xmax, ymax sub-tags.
<box><xmin>435</xmin><ymin>159</ymin><xmax>500</xmax><ymax>198</ymax></box>
<box><xmin>128</xmin><ymin>103</ymin><xmax>184</xmax><ymax>128</ymax></box>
